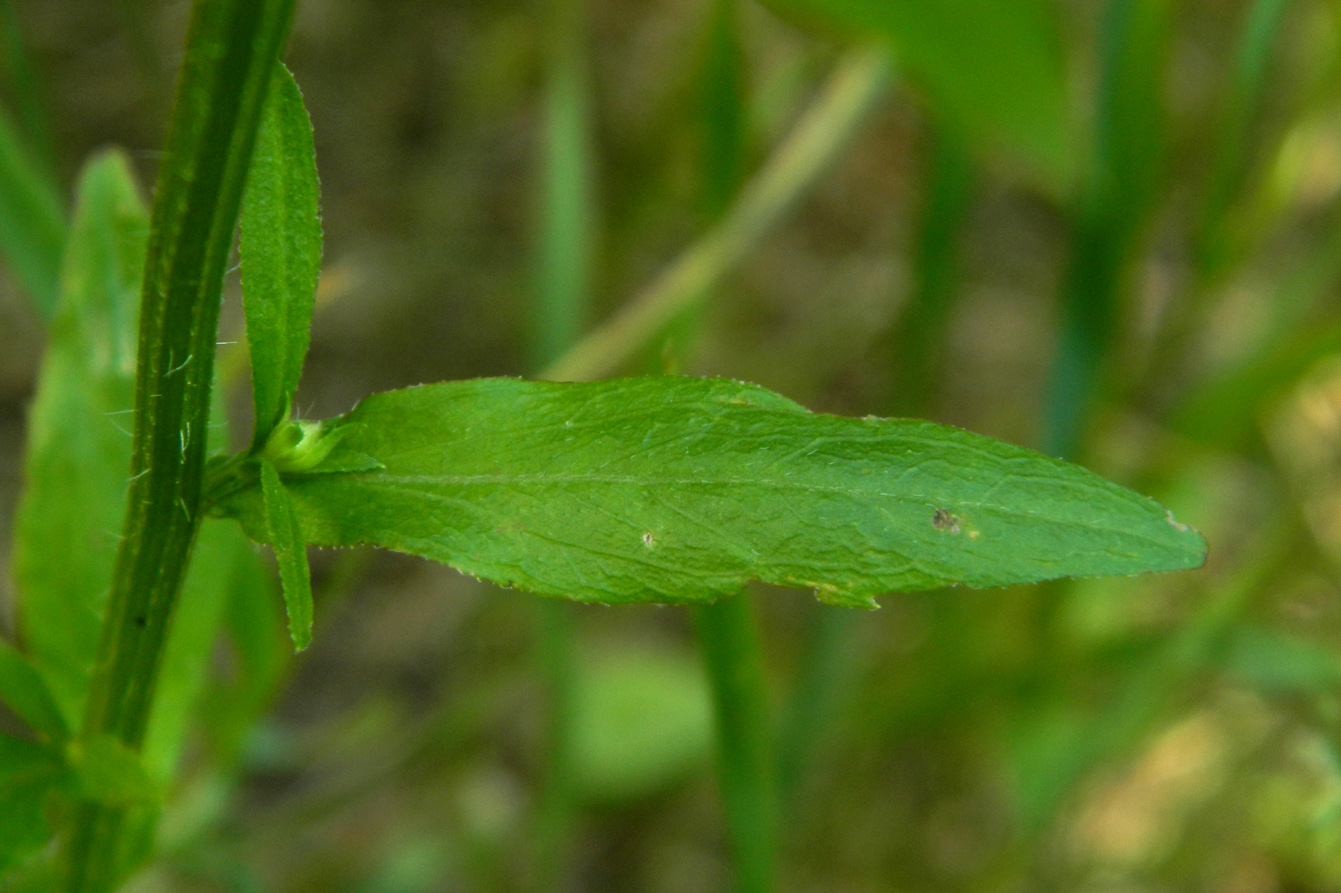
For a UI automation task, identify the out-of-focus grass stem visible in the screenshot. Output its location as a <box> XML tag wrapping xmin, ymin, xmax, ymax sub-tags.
<box><xmin>890</xmin><ymin>122</ymin><xmax>973</xmax><ymax>418</ymax></box>
<box><xmin>694</xmin><ymin>595</ymin><xmax>777</xmax><ymax>893</ymax></box>
<box><xmin>0</xmin><ymin>0</ymin><xmax>55</xmax><ymax>170</ymax></box>
<box><xmin>542</xmin><ymin>45</ymin><xmax>890</xmax><ymax>383</ymax></box>
<box><xmin>684</xmin><ymin>6</ymin><xmax>779</xmax><ymax>890</ymax></box>
<box><xmin>527</xmin><ymin>0</ymin><xmax>594</xmax><ymax>887</ymax></box>
<box><xmin>1043</xmin><ymin>0</ymin><xmax>1170</xmax><ymax>459</ymax></box>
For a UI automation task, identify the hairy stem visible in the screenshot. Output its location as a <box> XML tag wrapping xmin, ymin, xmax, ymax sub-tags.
<box><xmin>66</xmin><ymin>0</ymin><xmax>295</xmax><ymax>889</ymax></box>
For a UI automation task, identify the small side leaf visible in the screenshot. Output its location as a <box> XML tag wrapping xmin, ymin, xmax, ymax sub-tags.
<box><xmin>260</xmin><ymin>459</ymin><xmax>314</xmax><ymax>651</ymax></box>
<box><xmin>240</xmin><ymin>62</ymin><xmax>322</xmax><ymax>447</ymax></box>
<box><xmin>216</xmin><ymin>377</ymin><xmax>1206</xmax><ymax>607</ymax></box>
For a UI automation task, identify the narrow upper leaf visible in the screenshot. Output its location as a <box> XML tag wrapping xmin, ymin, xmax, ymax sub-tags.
<box><xmin>0</xmin><ymin>103</ymin><xmax>64</xmax><ymax>318</ymax></box>
<box><xmin>215</xmin><ymin>377</ymin><xmax>1206</xmax><ymax>607</ymax></box>
<box><xmin>260</xmin><ymin>459</ymin><xmax>314</xmax><ymax>651</ymax></box>
<box><xmin>12</xmin><ymin>151</ymin><xmax>148</xmax><ymax>725</ymax></box>
<box><xmin>240</xmin><ymin>62</ymin><xmax>321</xmax><ymax>447</ymax></box>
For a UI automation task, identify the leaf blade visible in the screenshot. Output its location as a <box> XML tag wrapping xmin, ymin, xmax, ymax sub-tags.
<box><xmin>240</xmin><ymin>62</ymin><xmax>321</xmax><ymax>447</ymax></box>
<box><xmin>217</xmin><ymin>377</ymin><xmax>1206</xmax><ymax>607</ymax></box>
<box><xmin>12</xmin><ymin>150</ymin><xmax>148</xmax><ymax>726</ymax></box>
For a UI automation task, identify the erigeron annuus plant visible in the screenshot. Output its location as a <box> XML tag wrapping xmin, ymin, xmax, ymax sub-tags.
<box><xmin>0</xmin><ymin>0</ymin><xmax>1205</xmax><ymax>890</ymax></box>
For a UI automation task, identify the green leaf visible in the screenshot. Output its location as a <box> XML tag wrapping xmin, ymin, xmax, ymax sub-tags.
<box><xmin>260</xmin><ymin>459</ymin><xmax>314</xmax><ymax>651</ymax></box>
<box><xmin>215</xmin><ymin>377</ymin><xmax>1206</xmax><ymax>607</ymax></box>
<box><xmin>12</xmin><ymin>150</ymin><xmax>148</xmax><ymax>727</ymax></box>
<box><xmin>0</xmin><ymin>102</ymin><xmax>64</xmax><ymax>318</ymax></box>
<box><xmin>0</xmin><ymin>639</ymin><xmax>68</xmax><ymax>743</ymax></box>
<box><xmin>765</xmin><ymin>0</ymin><xmax>1069</xmax><ymax>179</ymax></box>
<box><xmin>0</xmin><ymin>734</ymin><xmax>67</xmax><ymax>873</ymax></box>
<box><xmin>240</xmin><ymin>62</ymin><xmax>322</xmax><ymax>447</ymax></box>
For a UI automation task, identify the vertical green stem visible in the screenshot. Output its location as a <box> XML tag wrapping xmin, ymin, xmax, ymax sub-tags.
<box><xmin>66</xmin><ymin>0</ymin><xmax>295</xmax><ymax>890</ymax></box>
<box><xmin>694</xmin><ymin>596</ymin><xmax>777</xmax><ymax>893</ymax></box>
<box><xmin>890</xmin><ymin>122</ymin><xmax>974</xmax><ymax>418</ymax></box>
<box><xmin>1042</xmin><ymin>0</ymin><xmax>1170</xmax><ymax>458</ymax></box>
<box><xmin>689</xmin><ymin>9</ymin><xmax>776</xmax><ymax>889</ymax></box>
<box><xmin>528</xmin><ymin>0</ymin><xmax>593</xmax><ymax>886</ymax></box>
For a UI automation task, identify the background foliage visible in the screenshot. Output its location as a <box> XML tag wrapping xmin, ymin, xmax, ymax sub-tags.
<box><xmin>2</xmin><ymin>0</ymin><xmax>1340</xmax><ymax>889</ymax></box>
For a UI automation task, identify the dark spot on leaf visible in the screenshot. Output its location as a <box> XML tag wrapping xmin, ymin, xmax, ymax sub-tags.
<box><xmin>134</xmin><ymin>615</ymin><xmax>147</xmax><ymax>628</ymax></box>
<box><xmin>932</xmin><ymin>508</ymin><xmax>961</xmax><ymax>534</ymax></box>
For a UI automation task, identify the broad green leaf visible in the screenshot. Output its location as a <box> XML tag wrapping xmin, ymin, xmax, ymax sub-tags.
<box><xmin>214</xmin><ymin>377</ymin><xmax>1206</xmax><ymax>607</ymax></box>
<box><xmin>260</xmin><ymin>459</ymin><xmax>313</xmax><ymax>651</ymax></box>
<box><xmin>13</xmin><ymin>150</ymin><xmax>147</xmax><ymax>725</ymax></box>
<box><xmin>240</xmin><ymin>62</ymin><xmax>321</xmax><ymax>447</ymax></box>
<box><xmin>0</xmin><ymin>639</ymin><xmax>68</xmax><ymax>742</ymax></box>
<box><xmin>0</xmin><ymin>734</ymin><xmax>67</xmax><ymax>873</ymax></box>
<box><xmin>0</xmin><ymin>102</ymin><xmax>64</xmax><ymax>318</ymax></box>
<box><xmin>765</xmin><ymin>0</ymin><xmax>1069</xmax><ymax>179</ymax></box>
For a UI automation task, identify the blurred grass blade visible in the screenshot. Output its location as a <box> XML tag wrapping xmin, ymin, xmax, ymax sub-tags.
<box><xmin>260</xmin><ymin>459</ymin><xmax>313</xmax><ymax>651</ymax></box>
<box><xmin>543</xmin><ymin>46</ymin><xmax>890</xmax><ymax>383</ymax></box>
<box><xmin>0</xmin><ymin>734</ymin><xmax>68</xmax><ymax>874</ymax></box>
<box><xmin>528</xmin><ymin>0</ymin><xmax>592</xmax><ymax>868</ymax></box>
<box><xmin>214</xmin><ymin>376</ymin><xmax>1206</xmax><ymax>606</ymax></box>
<box><xmin>241</xmin><ymin>62</ymin><xmax>322</xmax><ymax>447</ymax></box>
<box><xmin>764</xmin><ymin>0</ymin><xmax>1069</xmax><ymax>180</ymax></box>
<box><xmin>891</xmin><ymin>122</ymin><xmax>974</xmax><ymax>417</ymax></box>
<box><xmin>0</xmin><ymin>640</ymin><xmax>69</xmax><ymax>743</ymax></box>
<box><xmin>700</xmin><ymin>0</ymin><xmax>747</xmax><ymax>220</ymax></box>
<box><xmin>1193</xmin><ymin>0</ymin><xmax>1291</xmax><ymax>280</ymax></box>
<box><xmin>12</xmin><ymin>151</ymin><xmax>147</xmax><ymax>728</ymax></box>
<box><xmin>530</xmin><ymin>0</ymin><xmax>593</xmax><ymax>373</ymax></box>
<box><xmin>1043</xmin><ymin>0</ymin><xmax>1171</xmax><ymax>457</ymax></box>
<box><xmin>695</xmin><ymin>595</ymin><xmax>776</xmax><ymax>893</ymax></box>
<box><xmin>691</xmin><ymin>8</ymin><xmax>779</xmax><ymax>892</ymax></box>
<box><xmin>0</xmin><ymin>102</ymin><xmax>64</xmax><ymax>319</ymax></box>
<box><xmin>0</xmin><ymin>0</ymin><xmax>55</xmax><ymax>166</ymax></box>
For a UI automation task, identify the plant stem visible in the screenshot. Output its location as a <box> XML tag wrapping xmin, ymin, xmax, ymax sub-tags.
<box><xmin>890</xmin><ymin>121</ymin><xmax>973</xmax><ymax>418</ymax></box>
<box><xmin>694</xmin><ymin>596</ymin><xmax>777</xmax><ymax>893</ymax></box>
<box><xmin>1042</xmin><ymin>0</ymin><xmax>1170</xmax><ymax>458</ymax></box>
<box><xmin>541</xmin><ymin>45</ymin><xmax>890</xmax><ymax>383</ymax></box>
<box><xmin>66</xmin><ymin>0</ymin><xmax>295</xmax><ymax>889</ymax></box>
<box><xmin>528</xmin><ymin>1</ymin><xmax>593</xmax><ymax>886</ymax></box>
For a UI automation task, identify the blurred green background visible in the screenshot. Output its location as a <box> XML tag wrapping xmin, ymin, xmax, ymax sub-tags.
<box><xmin>6</xmin><ymin>0</ymin><xmax>1341</xmax><ymax>890</ymax></box>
